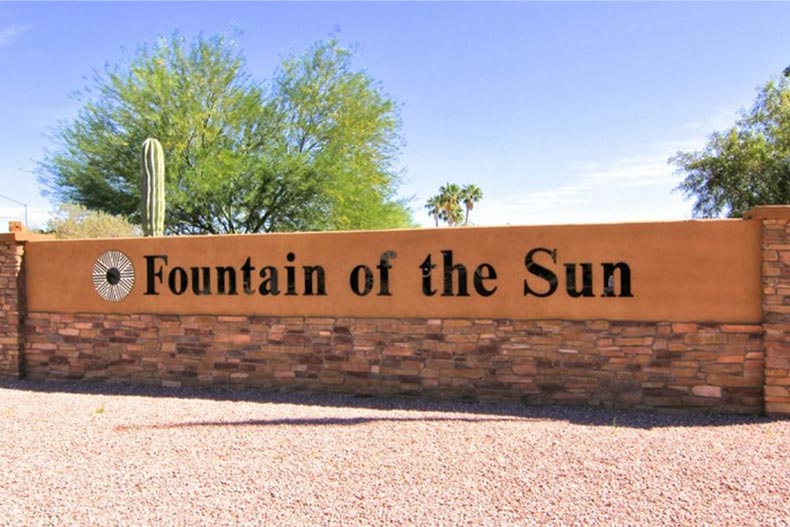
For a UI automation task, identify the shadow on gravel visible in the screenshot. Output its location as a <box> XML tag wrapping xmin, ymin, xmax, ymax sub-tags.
<box><xmin>2</xmin><ymin>379</ymin><xmax>783</xmax><ymax>430</ymax></box>
<box><xmin>114</xmin><ymin>415</ymin><xmax>523</xmax><ymax>432</ymax></box>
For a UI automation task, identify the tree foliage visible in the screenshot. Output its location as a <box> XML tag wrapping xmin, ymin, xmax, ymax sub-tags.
<box><xmin>39</xmin><ymin>34</ymin><xmax>412</xmax><ymax>234</ymax></box>
<box><xmin>45</xmin><ymin>203</ymin><xmax>140</xmax><ymax>239</ymax></box>
<box><xmin>425</xmin><ymin>183</ymin><xmax>483</xmax><ymax>227</ymax></box>
<box><xmin>672</xmin><ymin>75</ymin><xmax>790</xmax><ymax>218</ymax></box>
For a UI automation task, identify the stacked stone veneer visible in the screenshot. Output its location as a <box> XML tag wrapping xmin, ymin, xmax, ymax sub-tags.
<box><xmin>0</xmin><ymin>238</ymin><xmax>24</xmax><ymax>379</ymax></box>
<box><xmin>24</xmin><ymin>315</ymin><xmax>764</xmax><ymax>413</ymax></box>
<box><xmin>761</xmin><ymin>217</ymin><xmax>790</xmax><ymax>413</ymax></box>
<box><xmin>6</xmin><ymin>209</ymin><xmax>790</xmax><ymax>414</ymax></box>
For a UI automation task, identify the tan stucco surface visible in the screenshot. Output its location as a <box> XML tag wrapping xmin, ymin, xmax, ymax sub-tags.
<box><xmin>24</xmin><ymin>220</ymin><xmax>762</xmax><ymax>322</ymax></box>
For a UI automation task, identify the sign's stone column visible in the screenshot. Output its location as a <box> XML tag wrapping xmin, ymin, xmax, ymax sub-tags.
<box><xmin>747</xmin><ymin>206</ymin><xmax>790</xmax><ymax>414</ymax></box>
<box><xmin>0</xmin><ymin>232</ymin><xmax>26</xmax><ymax>379</ymax></box>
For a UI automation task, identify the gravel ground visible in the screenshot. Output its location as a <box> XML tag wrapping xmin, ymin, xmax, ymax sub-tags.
<box><xmin>0</xmin><ymin>380</ymin><xmax>788</xmax><ymax>527</ymax></box>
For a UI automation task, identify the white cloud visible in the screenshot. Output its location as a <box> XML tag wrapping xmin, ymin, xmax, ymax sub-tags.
<box><xmin>0</xmin><ymin>25</ymin><xmax>31</xmax><ymax>48</ymax></box>
<box><xmin>470</xmin><ymin>133</ymin><xmax>715</xmax><ymax>227</ymax></box>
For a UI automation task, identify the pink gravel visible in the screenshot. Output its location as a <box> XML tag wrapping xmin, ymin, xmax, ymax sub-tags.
<box><xmin>0</xmin><ymin>380</ymin><xmax>788</xmax><ymax>526</ymax></box>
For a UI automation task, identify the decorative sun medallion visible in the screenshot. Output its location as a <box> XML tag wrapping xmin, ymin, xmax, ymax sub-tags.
<box><xmin>92</xmin><ymin>251</ymin><xmax>135</xmax><ymax>302</ymax></box>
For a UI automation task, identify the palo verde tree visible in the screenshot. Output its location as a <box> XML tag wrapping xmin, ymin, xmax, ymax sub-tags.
<box><xmin>45</xmin><ymin>203</ymin><xmax>140</xmax><ymax>239</ymax></box>
<box><xmin>672</xmin><ymin>72</ymin><xmax>790</xmax><ymax>218</ymax></box>
<box><xmin>39</xmin><ymin>33</ymin><xmax>412</xmax><ymax>234</ymax></box>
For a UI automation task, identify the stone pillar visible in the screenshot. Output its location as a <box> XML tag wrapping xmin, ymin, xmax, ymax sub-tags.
<box><xmin>746</xmin><ymin>206</ymin><xmax>790</xmax><ymax>414</ymax></box>
<box><xmin>0</xmin><ymin>232</ymin><xmax>26</xmax><ymax>379</ymax></box>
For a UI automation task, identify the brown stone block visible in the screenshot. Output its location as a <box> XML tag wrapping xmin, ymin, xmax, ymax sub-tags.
<box><xmin>706</xmin><ymin>374</ymin><xmax>761</xmax><ymax>388</ymax></box>
<box><xmin>672</xmin><ymin>323</ymin><xmax>698</xmax><ymax>333</ymax></box>
<box><xmin>721</xmin><ymin>324</ymin><xmax>763</xmax><ymax>334</ymax></box>
<box><xmin>743</xmin><ymin>360</ymin><xmax>764</xmax><ymax>373</ymax></box>
<box><xmin>444</xmin><ymin>334</ymin><xmax>479</xmax><ymax>344</ymax></box>
<box><xmin>643</xmin><ymin>395</ymin><xmax>683</xmax><ymax>407</ymax></box>
<box><xmin>425</xmin><ymin>358</ymin><xmax>453</xmax><ymax>370</ymax></box>
<box><xmin>442</xmin><ymin>319</ymin><xmax>473</xmax><ymax>329</ymax></box>
<box><xmin>667</xmin><ymin>340</ymin><xmax>693</xmax><ymax>351</ymax></box>
<box><xmin>765</xmin><ymin>295</ymin><xmax>786</xmax><ymax>306</ymax></box>
<box><xmin>511</xmin><ymin>363</ymin><xmax>537</xmax><ymax>376</ymax></box>
<box><xmin>716</xmin><ymin>355</ymin><xmax>745</xmax><ymax>364</ymax></box>
<box><xmin>765</xmin><ymin>395</ymin><xmax>790</xmax><ymax>404</ymax></box>
<box><xmin>765</xmin><ymin>402</ymin><xmax>790</xmax><ymax>415</ymax></box>
<box><xmin>766</xmin><ymin>357</ymin><xmax>790</xmax><ymax>369</ymax></box>
<box><xmin>684</xmin><ymin>351</ymin><xmax>719</xmax><ymax>362</ymax></box>
<box><xmin>763</xmin><ymin>325</ymin><xmax>790</xmax><ymax>340</ymax></box>
<box><xmin>215</xmin><ymin>332</ymin><xmax>251</xmax><ymax>345</ymax></box>
<box><xmin>764</xmin><ymin>265</ymin><xmax>782</xmax><ymax>277</ymax></box>
<box><xmin>537</xmin><ymin>320</ymin><xmax>566</xmax><ymax>331</ymax></box>
<box><xmin>685</xmin><ymin>333</ymin><xmax>728</xmax><ymax>346</ymax></box>
<box><xmin>765</xmin><ymin>344</ymin><xmax>790</xmax><ymax>358</ymax></box>
<box><xmin>618</xmin><ymin>326</ymin><xmax>656</xmax><ymax>338</ymax></box>
<box><xmin>669</xmin><ymin>368</ymin><xmax>700</xmax><ymax>378</ymax></box>
<box><xmin>704</xmin><ymin>364</ymin><xmax>744</xmax><ymax>376</ymax></box>
<box><xmin>29</xmin><ymin>342</ymin><xmax>56</xmax><ymax>351</ymax></box>
<box><xmin>383</xmin><ymin>345</ymin><xmax>415</xmax><ymax>357</ymax></box>
<box><xmin>621</xmin><ymin>347</ymin><xmax>653</xmax><ymax>356</ymax></box>
<box><xmin>586</xmin><ymin>320</ymin><xmax>609</xmax><ymax>331</ymax></box>
<box><xmin>512</xmin><ymin>321</ymin><xmax>540</xmax><ymax>331</ymax></box>
<box><xmin>449</xmin><ymin>367</ymin><xmax>485</xmax><ymax>379</ymax></box>
<box><xmin>565</xmin><ymin>379</ymin><xmax>599</xmax><ymax>391</ymax></box>
<box><xmin>421</xmin><ymin>368</ymin><xmax>439</xmax><ymax>379</ymax></box>
<box><xmin>691</xmin><ymin>385</ymin><xmax>722</xmax><ymax>398</ymax></box>
<box><xmin>526</xmin><ymin>336</ymin><xmax>560</xmax><ymax>346</ymax></box>
<box><xmin>379</xmin><ymin>363</ymin><xmax>423</xmax><ymax>377</ymax></box>
<box><xmin>341</xmin><ymin>360</ymin><xmax>370</xmax><ymax>373</ymax></box>
<box><xmin>764</xmin><ymin>385</ymin><xmax>790</xmax><ymax>397</ymax></box>
<box><xmin>306</xmin><ymin>317</ymin><xmax>336</xmax><ymax>326</ymax></box>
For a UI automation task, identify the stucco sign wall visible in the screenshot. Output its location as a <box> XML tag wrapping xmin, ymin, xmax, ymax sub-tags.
<box><xmin>25</xmin><ymin>220</ymin><xmax>762</xmax><ymax>322</ymax></box>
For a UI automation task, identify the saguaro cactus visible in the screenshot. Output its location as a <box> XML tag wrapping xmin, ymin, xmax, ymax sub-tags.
<box><xmin>140</xmin><ymin>137</ymin><xmax>166</xmax><ymax>237</ymax></box>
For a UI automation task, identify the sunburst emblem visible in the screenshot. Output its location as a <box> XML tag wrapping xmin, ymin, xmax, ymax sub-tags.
<box><xmin>92</xmin><ymin>251</ymin><xmax>135</xmax><ymax>302</ymax></box>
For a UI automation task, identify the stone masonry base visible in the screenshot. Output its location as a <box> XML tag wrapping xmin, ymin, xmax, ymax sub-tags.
<box><xmin>24</xmin><ymin>313</ymin><xmax>764</xmax><ymax>414</ymax></box>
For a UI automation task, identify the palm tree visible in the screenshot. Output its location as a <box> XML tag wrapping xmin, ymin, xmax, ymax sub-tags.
<box><xmin>460</xmin><ymin>184</ymin><xmax>483</xmax><ymax>226</ymax></box>
<box><xmin>438</xmin><ymin>183</ymin><xmax>463</xmax><ymax>227</ymax></box>
<box><xmin>424</xmin><ymin>195</ymin><xmax>443</xmax><ymax>227</ymax></box>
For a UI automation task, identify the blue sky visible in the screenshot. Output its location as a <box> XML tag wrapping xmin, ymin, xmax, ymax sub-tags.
<box><xmin>2</xmin><ymin>2</ymin><xmax>790</xmax><ymax>231</ymax></box>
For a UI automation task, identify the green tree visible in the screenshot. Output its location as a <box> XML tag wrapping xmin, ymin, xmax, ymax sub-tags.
<box><xmin>424</xmin><ymin>195</ymin><xmax>443</xmax><ymax>227</ymax></box>
<box><xmin>672</xmin><ymin>74</ymin><xmax>790</xmax><ymax>218</ymax></box>
<box><xmin>438</xmin><ymin>183</ymin><xmax>463</xmax><ymax>227</ymax></box>
<box><xmin>460</xmin><ymin>184</ymin><xmax>483</xmax><ymax>225</ymax></box>
<box><xmin>426</xmin><ymin>183</ymin><xmax>482</xmax><ymax>227</ymax></box>
<box><xmin>45</xmin><ymin>203</ymin><xmax>141</xmax><ymax>239</ymax></box>
<box><xmin>39</xmin><ymin>34</ymin><xmax>412</xmax><ymax>234</ymax></box>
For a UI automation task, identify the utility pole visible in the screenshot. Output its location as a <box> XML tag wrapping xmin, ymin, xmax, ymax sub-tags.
<box><xmin>0</xmin><ymin>194</ymin><xmax>28</xmax><ymax>227</ymax></box>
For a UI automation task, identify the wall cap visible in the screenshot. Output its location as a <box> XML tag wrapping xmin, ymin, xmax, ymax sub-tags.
<box><xmin>744</xmin><ymin>206</ymin><xmax>790</xmax><ymax>220</ymax></box>
<box><xmin>0</xmin><ymin>231</ymin><xmax>52</xmax><ymax>243</ymax></box>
